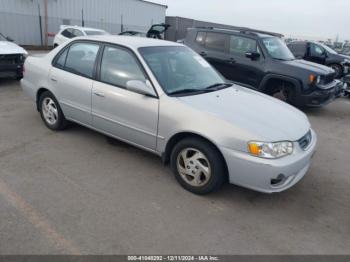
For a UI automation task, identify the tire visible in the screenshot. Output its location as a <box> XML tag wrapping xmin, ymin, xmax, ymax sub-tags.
<box><xmin>330</xmin><ymin>64</ymin><xmax>343</xmax><ymax>79</ymax></box>
<box><xmin>269</xmin><ymin>84</ymin><xmax>296</xmax><ymax>106</ymax></box>
<box><xmin>39</xmin><ymin>91</ymin><xmax>67</xmax><ymax>131</ymax></box>
<box><xmin>170</xmin><ymin>137</ymin><xmax>226</xmax><ymax>195</ymax></box>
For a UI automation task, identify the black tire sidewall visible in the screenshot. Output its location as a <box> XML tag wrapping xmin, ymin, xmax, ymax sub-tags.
<box><xmin>170</xmin><ymin>137</ymin><xmax>226</xmax><ymax>195</ymax></box>
<box><xmin>39</xmin><ymin>91</ymin><xmax>66</xmax><ymax>130</ymax></box>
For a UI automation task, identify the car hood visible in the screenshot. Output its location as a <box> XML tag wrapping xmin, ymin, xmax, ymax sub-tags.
<box><xmin>177</xmin><ymin>86</ymin><xmax>310</xmax><ymax>142</ymax></box>
<box><xmin>330</xmin><ymin>53</ymin><xmax>350</xmax><ymax>61</ymax></box>
<box><xmin>0</xmin><ymin>41</ymin><xmax>27</xmax><ymax>55</ymax></box>
<box><xmin>283</xmin><ymin>59</ymin><xmax>334</xmax><ymax>75</ymax></box>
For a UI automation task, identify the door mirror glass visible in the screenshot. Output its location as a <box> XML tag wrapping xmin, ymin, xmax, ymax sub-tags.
<box><xmin>126</xmin><ymin>80</ymin><xmax>156</xmax><ymax>97</ymax></box>
<box><xmin>6</xmin><ymin>36</ymin><xmax>14</xmax><ymax>42</ymax></box>
<box><xmin>245</xmin><ymin>51</ymin><xmax>260</xmax><ymax>60</ymax></box>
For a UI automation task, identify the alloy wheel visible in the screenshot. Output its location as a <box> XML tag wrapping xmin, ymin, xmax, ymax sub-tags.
<box><xmin>42</xmin><ymin>97</ymin><xmax>58</xmax><ymax>125</ymax></box>
<box><xmin>176</xmin><ymin>148</ymin><xmax>211</xmax><ymax>187</ymax></box>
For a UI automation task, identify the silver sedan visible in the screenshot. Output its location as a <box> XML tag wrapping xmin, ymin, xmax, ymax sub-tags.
<box><xmin>21</xmin><ymin>36</ymin><xmax>317</xmax><ymax>194</ymax></box>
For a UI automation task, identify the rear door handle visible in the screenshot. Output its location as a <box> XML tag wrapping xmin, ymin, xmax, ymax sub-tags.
<box><xmin>93</xmin><ymin>91</ymin><xmax>105</xmax><ymax>98</ymax></box>
<box><xmin>200</xmin><ymin>51</ymin><xmax>207</xmax><ymax>57</ymax></box>
<box><xmin>50</xmin><ymin>78</ymin><xmax>58</xmax><ymax>82</ymax></box>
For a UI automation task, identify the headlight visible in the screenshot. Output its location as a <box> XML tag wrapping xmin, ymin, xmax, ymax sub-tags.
<box><xmin>248</xmin><ymin>141</ymin><xmax>294</xmax><ymax>159</ymax></box>
<box><xmin>309</xmin><ymin>74</ymin><xmax>321</xmax><ymax>85</ymax></box>
<box><xmin>316</xmin><ymin>75</ymin><xmax>321</xmax><ymax>84</ymax></box>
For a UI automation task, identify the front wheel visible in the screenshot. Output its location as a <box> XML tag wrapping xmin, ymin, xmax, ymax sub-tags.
<box><xmin>170</xmin><ymin>138</ymin><xmax>226</xmax><ymax>195</ymax></box>
<box><xmin>39</xmin><ymin>91</ymin><xmax>67</xmax><ymax>131</ymax></box>
<box><xmin>269</xmin><ymin>85</ymin><xmax>296</xmax><ymax>106</ymax></box>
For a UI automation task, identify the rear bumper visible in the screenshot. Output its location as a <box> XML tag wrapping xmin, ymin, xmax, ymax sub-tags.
<box><xmin>220</xmin><ymin>129</ymin><xmax>317</xmax><ymax>193</ymax></box>
<box><xmin>299</xmin><ymin>80</ymin><xmax>344</xmax><ymax>107</ymax></box>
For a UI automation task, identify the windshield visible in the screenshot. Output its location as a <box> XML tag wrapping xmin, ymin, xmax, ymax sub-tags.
<box><xmin>262</xmin><ymin>37</ymin><xmax>295</xmax><ymax>60</ymax></box>
<box><xmin>84</xmin><ymin>30</ymin><xmax>108</xmax><ymax>36</ymax></box>
<box><xmin>318</xmin><ymin>43</ymin><xmax>337</xmax><ymax>54</ymax></box>
<box><xmin>139</xmin><ymin>46</ymin><xmax>226</xmax><ymax>95</ymax></box>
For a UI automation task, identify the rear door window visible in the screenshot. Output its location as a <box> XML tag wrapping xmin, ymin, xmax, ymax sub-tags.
<box><xmin>61</xmin><ymin>29</ymin><xmax>74</xmax><ymax>38</ymax></box>
<box><xmin>288</xmin><ymin>43</ymin><xmax>307</xmax><ymax>57</ymax></box>
<box><xmin>64</xmin><ymin>42</ymin><xmax>100</xmax><ymax>78</ymax></box>
<box><xmin>72</xmin><ymin>29</ymin><xmax>84</xmax><ymax>37</ymax></box>
<box><xmin>55</xmin><ymin>48</ymin><xmax>69</xmax><ymax>68</ymax></box>
<box><xmin>205</xmin><ymin>32</ymin><xmax>229</xmax><ymax>52</ymax></box>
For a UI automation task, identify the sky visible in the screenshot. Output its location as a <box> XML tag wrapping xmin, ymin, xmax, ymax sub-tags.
<box><xmin>150</xmin><ymin>0</ymin><xmax>350</xmax><ymax>41</ymax></box>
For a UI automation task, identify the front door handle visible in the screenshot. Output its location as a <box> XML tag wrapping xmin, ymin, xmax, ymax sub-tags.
<box><xmin>200</xmin><ymin>51</ymin><xmax>207</xmax><ymax>57</ymax></box>
<box><xmin>50</xmin><ymin>78</ymin><xmax>58</xmax><ymax>82</ymax></box>
<box><xmin>93</xmin><ymin>91</ymin><xmax>105</xmax><ymax>98</ymax></box>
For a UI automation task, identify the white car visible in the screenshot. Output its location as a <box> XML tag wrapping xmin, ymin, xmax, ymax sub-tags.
<box><xmin>53</xmin><ymin>26</ymin><xmax>110</xmax><ymax>48</ymax></box>
<box><xmin>0</xmin><ymin>33</ymin><xmax>27</xmax><ymax>79</ymax></box>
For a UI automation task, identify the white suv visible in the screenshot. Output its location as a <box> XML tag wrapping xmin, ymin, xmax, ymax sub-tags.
<box><xmin>53</xmin><ymin>26</ymin><xmax>109</xmax><ymax>48</ymax></box>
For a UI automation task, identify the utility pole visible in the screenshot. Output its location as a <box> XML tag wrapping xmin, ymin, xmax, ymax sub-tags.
<box><xmin>38</xmin><ymin>3</ymin><xmax>43</xmax><ymax>46</ymax></box>
<box><xmin>82</xmin><ymin>8</ymin><xmax>85</xmax><ymax>27</ymax></box>
<box><xmin>43</xmin><ymin>0</ymin><xmax>48</xmax><ymax>47</ymax></box>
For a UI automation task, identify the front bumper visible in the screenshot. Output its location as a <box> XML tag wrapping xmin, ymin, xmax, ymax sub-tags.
<box><xmin>299</xmin><ymin>80</ymin><xmax>344</xmax><ymax>107</ymax></box>
<box><xmin>220</xmin><ymin>129</ymin><xmax>317</xmax><ymax>193</ymax></box>
<box><xmin>0</xmin><ymin>63</ymin><xmax>23</xmax><ymax>79</ymax></box>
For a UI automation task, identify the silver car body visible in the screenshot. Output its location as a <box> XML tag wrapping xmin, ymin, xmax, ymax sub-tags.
<box><xmin>21</xmin><ymin>36</ymin><xmax>317</xmax><ymax>193</ymax></box>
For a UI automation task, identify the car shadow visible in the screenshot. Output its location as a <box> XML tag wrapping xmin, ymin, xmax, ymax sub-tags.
<box><xmin>0</xmin><ymin>78</ymin><xmax>19</xmax><ymax>87</ymax></box>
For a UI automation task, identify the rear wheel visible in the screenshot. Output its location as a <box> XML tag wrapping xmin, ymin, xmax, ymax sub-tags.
<box><xmin>170</xmin><ymin>137</ymin><xmax>226</xmax><ymax>195</ymax></box>
<box><xmin>39</xmin><ymin>91</ymin><xmax>67</xmax><ymax>131</ymax></box>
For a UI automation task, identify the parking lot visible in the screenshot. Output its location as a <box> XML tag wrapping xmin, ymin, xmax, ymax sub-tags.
<box><xmin>0</xmin><ymin>76</ymin><xmax>350</xmax><ymax>254</ymax></box>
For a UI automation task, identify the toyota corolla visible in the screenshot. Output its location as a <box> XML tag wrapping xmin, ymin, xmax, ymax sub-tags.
<box><xmin>21</xmin><ymin>36</ymin><xmax>317</xmax><ymax>194</ymax></box>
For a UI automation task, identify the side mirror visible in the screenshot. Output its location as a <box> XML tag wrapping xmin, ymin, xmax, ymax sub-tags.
<box><xmin>6</xmin><ymin>36</ymin><xmax>14</xmax><ymax>42</ymax></box>
<box><xmin>126</xmin><ymin>80</ymin><xmax>156</xmax><ymax>97</ymax></box>
<box><xmin>245</xmin><ymin>51</ymin><xmax>260</xmax><ymax>60</ymax></box>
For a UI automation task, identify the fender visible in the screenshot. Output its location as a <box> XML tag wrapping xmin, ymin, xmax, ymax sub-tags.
<box><xmin>258</xmin><ymin>73</ymin><xmax>303</xmax><ymax>96</ymax></box>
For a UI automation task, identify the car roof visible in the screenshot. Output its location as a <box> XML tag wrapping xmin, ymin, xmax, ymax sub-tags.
<box><xmin>190</xmin><ymin>27</ymin><xmax>281</xmax><ymax>38</ymax></box>
<box><xmin>75</xmin><ymin>35</ymin><xmax>183</xmax><ymax>49</ymax></box>
<box><xmin>60</xmin><ymin>25</ymin><xmax>106</xmax><ymax>32</ymax></box>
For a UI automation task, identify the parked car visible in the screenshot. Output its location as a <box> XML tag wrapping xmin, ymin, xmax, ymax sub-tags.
<box><xmin>119</xmin><ymin>31</ymin><xmax>147</xmax><ymax>37</ymax></box>
<box><xmin>21</xmin><ymin>36</ymin><xmax>317</xmax><ymax>194</ymax></box>
<box><xmin>53</xmin><ymin>25</ymin><xmax>110</xmax><ymax>48</ymax></box>
<box><xmin>119</xmin><ymin>23</ymin><xmax>170</xmax><ymax>39</ymax></box>
<box><xmin>0</xmin><ymin>33</ymin><xmax>27</xmax><ymax>80</ymax></box>
<box><xmin>184</xmin><ymin>27</ymin><xmax>343</xmax><ymax>107</ymax></box>
<box><xmin>288</xmin><ymin>41</ymin><xmax>350</xmax><ymax>79</ymax></box>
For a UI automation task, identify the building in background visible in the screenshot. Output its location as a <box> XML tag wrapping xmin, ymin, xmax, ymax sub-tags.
<box><xmin>0</xmin><ymin>0</ymin><xmax>167</xmax><ymax>46</ymax></box>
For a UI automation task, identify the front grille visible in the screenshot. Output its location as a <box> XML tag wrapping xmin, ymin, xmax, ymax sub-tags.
<box><xmin>0</xmin><ymin>54</ymin><xmax>24</xmax><ymax>65</ymax></box>
<box><xmin>298</xmin><ymin>130</ymin><xmax>312</xmax><ymax>150</ymax></box>
<box><xmin>323</xmin><ymin>73</ymin><xmax>335</xmax><ymax>85</ymax></box>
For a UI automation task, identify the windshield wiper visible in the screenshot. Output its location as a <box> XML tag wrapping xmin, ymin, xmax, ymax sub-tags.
<box><xmin>204</xmin><ymin>83</ymin><xmax>233</xmax><ymax>90</ymax></box>
<box><xmin>168</xmin><ymin>88</ymin><xmax>205</xmax><ymax>96</ymax></box>
<box><xmin>168</xmin><ymin>83</ymin><xmax>232</xmax><ymax>96</ymax></box>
